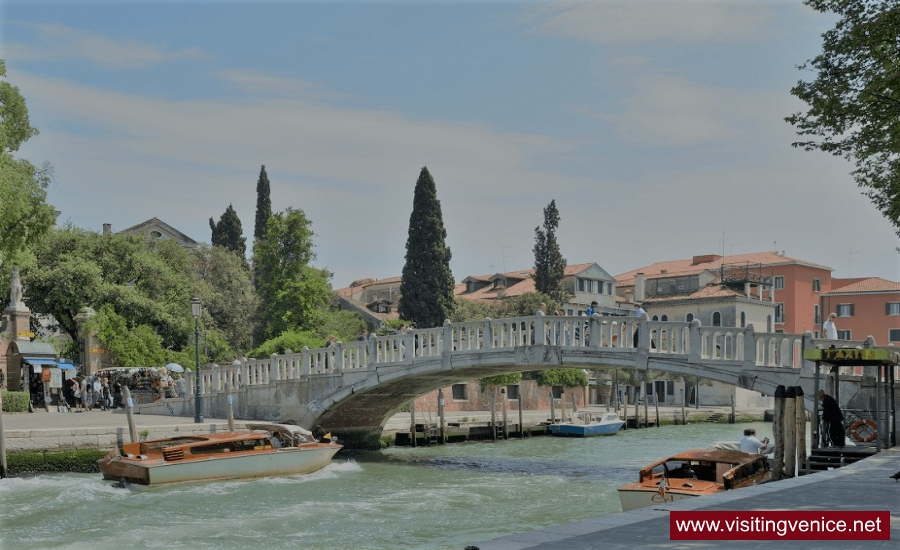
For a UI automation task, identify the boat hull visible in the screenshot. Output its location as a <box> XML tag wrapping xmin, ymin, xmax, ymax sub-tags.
<box><xmin>100</xmin><ymin>440</ymin><xmax>342</xmax><ymax>486</ymax></box>
<box><xmin>617</xmin><ymin>487</ymin><xmax>704</xmax><ymax>511</ymax></box>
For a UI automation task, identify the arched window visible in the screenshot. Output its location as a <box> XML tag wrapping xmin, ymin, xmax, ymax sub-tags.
<box><xmin>652</xmin><ymin>315</ymin><xmax>659</xmax><ymax>321</ymax></box>
<box><xmin>685</xmin><ymin>313</ymin><xmax>694</xmax><ymax>322</ymax></box>
<box><xmin>740</xmin><ymin>311</ymin><xmax>746</xmax><ymax>327</ymax></box>
<box><xmin>661</xmin><ymin>315</ymin><xmax>669</xmax><ymax>322</ymax></box>
<box><xmin>712</xmin><ymin>311</ymin><xmax>722</xmax><ymax>326</ymax></box>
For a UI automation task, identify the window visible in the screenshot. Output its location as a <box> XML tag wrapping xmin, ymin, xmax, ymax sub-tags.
<box><xmin>506</xmin><ymin>384</ymin><xmax>520</xmax><ymax>400</ymax></box>
<box><xmin>773</xmin><ymin>276</ymin><xmax>784</xmax><ymax>290</ymax></box>
<box><xmin>149</xmin><ymin>230</ymin><xmax>163</xmax><ymax>239</ymax></box>
<box><xmin>661</xmin><ymin>315</ymin><xmax>668</xmax><ymax>322</ymax></box>
<box><xmin>451</xmin><ymin>384</ymin><xmax>467</xmax><ymax>400</ymax></box>
<box><xmin>712</xmin><ymin>312</ymin><xmax>722</xmax><ymax>326</ymax></box>
<box><xmin>837</xmin><ymin>329</ymin><xmax>851</xmax><ymax>340</ymax></box>
<box><xmin>551</xmin><ymin>385</ymin><xmax>563</xmax><ymax>399</ymax></box>
<box><xmin>837</xmin><ymin>304</ymin><xmax>854</xmax><ymax>317</ymax></box>
<box><xmin>775</xmin><ymin>303</ymin><xmax>785</xmax><ymax>323</ymax></box>
<box><xmin>740</xmin><ymin>312</ymin><xmax>746</xmax><ymax>327</ymax></box>
<box><xmin>685</xmin><ymin>313</ymin><xmax>694</xmax><ymax>322</ymax></box>
<box><xmin>606</xmin><ymin>282</ymin><xmax>613</xmax><ymax>295</ymax></box>
<box><xmin>814</xmin><ymin>304</ymin><xmax>820</xmax><ymax>325</ymax></box>
<box><xmin>887</xmin><ymin>303</ymin><xmax>900</xmax><ymax>316</ymax></box>
<box><xmin>651</xmin><ymin>315</ymin><xmax>659</xmax><ymax>321</ymax></box>
<box><xmin>889</xmin><ymin>329</ymin><xmax>900</xmax><ymax>342</ymax></box>
<box><xmin>813</xmin><ymin>278</ymin><xmax>821</xmax><ymax>292</ymax></box>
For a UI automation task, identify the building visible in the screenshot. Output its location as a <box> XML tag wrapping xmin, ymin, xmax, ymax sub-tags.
<box><xmin>457</xmin><ymin>262</ymin><xmax>626</xmax><ymax>315</ymax></box>
<box><xmin>111</xmin><ymin>217</ymin><xmax>200</xmax><ymax>249</ymax></box>
<box><xmin>616</xmin><ymin>252</ymin><xmax>835</xmax><ymax>334</ymax></box>
<box><xmin>820</xmin><ymin>277</ymin><xmax>900</xmax><ymax>346</ymax></box>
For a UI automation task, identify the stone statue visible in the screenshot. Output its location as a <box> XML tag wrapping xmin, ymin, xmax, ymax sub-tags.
<box><xmin>9</xmin><ymin>265</ymin><xmax>23</xmax><ymax>307</ymax></box>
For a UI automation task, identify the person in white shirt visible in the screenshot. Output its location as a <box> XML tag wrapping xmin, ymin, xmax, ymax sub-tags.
<box><xmin>740</xmin><ymin>428</ymin><xmax>769</xmax><ymax>454</ymax></box>
<box><xmin>823</xmin><ymin>312</ymin><xmax>838</xmax><ymax>339</ymax></box>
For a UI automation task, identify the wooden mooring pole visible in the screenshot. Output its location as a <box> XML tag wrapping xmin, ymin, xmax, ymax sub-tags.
<box><xmin>0</xmin><ymin>392</ymin><xmax>7</xmax><ymax>478</ymax></box>
<box><xmin>772</xmin><ymin>385</ymin><xmax>785</xmax><ymax>480</ymax></box>
<box><xmin>123</xmin><ymin>386</ymin><xmax>139</xmax><ymax>444</ymax></box>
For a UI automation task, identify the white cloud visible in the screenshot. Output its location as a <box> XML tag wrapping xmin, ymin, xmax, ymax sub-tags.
<box><xmin>6</xmin><ymin>23</ymin><xmax>208</xmax><ymax>68</ymax></box>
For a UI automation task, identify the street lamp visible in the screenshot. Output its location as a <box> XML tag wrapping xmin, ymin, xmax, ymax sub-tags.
<box><xmin>191</xmin><ymin>297</ymin><xmax>203</xmax><ymax>423</ymax></box>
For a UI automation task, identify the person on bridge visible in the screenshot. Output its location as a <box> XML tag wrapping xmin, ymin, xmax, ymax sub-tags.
<box><xmin>632</xmin><ymin>303</ymin><xmax>647</xmax><ymax>347</ymax></box>
<box><xmin>822</xmin><ymin>312</ymin><xmax>838</xmax><ymax>339</ymax></box>
<box><xmin>818</xmin><ymin>389</ymin><xmax>845</xmax><ymax>447</ymax></box>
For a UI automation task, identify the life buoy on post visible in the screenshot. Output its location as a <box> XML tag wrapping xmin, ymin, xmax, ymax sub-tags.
<box><xmin>849</xmin><ymin>419</ymin><xmax>877</xmax><ymax>443</ymax></box>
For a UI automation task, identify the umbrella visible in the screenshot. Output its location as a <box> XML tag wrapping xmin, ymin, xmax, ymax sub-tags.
<box><xmin>165</xmin><ymin>363</ymin><xmax>185</xmax><ymax>373</ymax></box>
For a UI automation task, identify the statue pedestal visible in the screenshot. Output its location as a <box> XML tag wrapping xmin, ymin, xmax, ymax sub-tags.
<box><xmin>4</xmin><ymin>304</ymin><xmax>31</xmax><ymax>341</ymax></box>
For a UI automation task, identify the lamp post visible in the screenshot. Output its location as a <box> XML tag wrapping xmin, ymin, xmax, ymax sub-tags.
<box><xmin>191</xmin><ymin>297</ymin><xmax>203</xmax><ymax>423</ymax></box>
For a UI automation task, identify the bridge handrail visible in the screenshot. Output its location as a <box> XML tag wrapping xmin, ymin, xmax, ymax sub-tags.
<box><xmin>187</xmin><ymin>315</ymin><xmax>883</xmax><ymax>395</ymax></box>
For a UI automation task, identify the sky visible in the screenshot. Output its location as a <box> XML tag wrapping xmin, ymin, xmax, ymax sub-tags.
<box><xmin>3</xmin><ymin>0</ymin><xmax>899</xmax><ymax>289</ymax></box>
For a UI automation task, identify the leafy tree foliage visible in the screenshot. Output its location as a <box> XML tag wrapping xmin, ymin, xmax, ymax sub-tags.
<box><xmin>0</xmin><ymin>60</ymin><xmax>56</xmax><ymax>272</ymax></box>
<box><xmin>318</xmin><ymin>308</ymin><xmax>367</xmax><ymax>342</ymax></box>
<box><xmin>786</xmin><ymin>0</ymin><xmax>900</xmax><ymax>233</ymax></box>
<box><xmin>252</xmin><ymin>207</ymin><xmax>332</xmax><ymax>343</ymax></box>
<box><xmin>450</xmin><ymin>297</ymin><xmax>502</xmax><ymax>322</ymax></box>
<box><xmin>500</xmin><ymin>292</ymin><xmax>560</xmax><ymax>317</ymax></box>
<box><xmin>480</xmin><ymin>372</ymin><xmax>522</xmax><ymax>392</ymax></box>
<box><xmin>87</xmin><ymin>305</ymin><xmax>167</xmax><ymax>368</ymax></box>
<box><xmin>25</xmin><ymin>227</ymin><xmax>251</xmax><ymax>365</ymax></box>
<box><xmin>249</xmin><ymin>329</ymin><xmax>321</xmax><ymax>358</ymax></box>
<box><xmin>209</xmin><ymin>203</ymin><xmax>247</xmax><ymax>257</ymax></box>
<box><xmin>398</xmin><ymin>167</ymin><xmax>455</xmax><ymax>328</ymax></box>
<box><xmin>254</xmin><ymin>165</ymin><xmax>272</xmax><ymax>242</ymax></box>
<box><xmin>193</xmin><ymin>244</ymin><xmax>257</xmax><ymax>352</ymax></box>
<box><xmin>535</xmin><ymin>368</ymin><xmax>589</xmax><ymax>387</ymax></box>
<box><xmin>533</xmin><ymin>200</ymin><xmax>567</xmax><ymax>302</ymax></box>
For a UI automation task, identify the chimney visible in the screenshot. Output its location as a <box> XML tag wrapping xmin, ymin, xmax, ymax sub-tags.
<box><xmin>635</xmin><ymin>273</ymin><xmax>645</xmax><ymax>303</ymax></box>
<box><xmin>102</xmin><ymin>223</ymin><xmax>112</xmax><ymax>235</ymax></box>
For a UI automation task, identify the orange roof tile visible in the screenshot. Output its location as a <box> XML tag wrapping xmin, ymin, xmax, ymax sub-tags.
<box><xmin>826</xmin><ymin>277</ymin><xmax>900</xmax><ymax>294</ymax></box>
<box><xmin>616</xmin><ymin>251</ymin><xmax>832</xmax><ymax>286</ymax></box>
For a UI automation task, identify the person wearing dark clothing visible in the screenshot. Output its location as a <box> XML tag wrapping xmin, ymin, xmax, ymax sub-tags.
<box><xmin>818</xmin><ymin>389</ymin><xmax>845</xmax><ymax>447</ymax></box>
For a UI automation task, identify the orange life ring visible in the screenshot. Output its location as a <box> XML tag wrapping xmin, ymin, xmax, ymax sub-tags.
<box><xmin>849</xmin><ymin>419</ymin><xmax>877</xmax><ymax>443</ymax></box>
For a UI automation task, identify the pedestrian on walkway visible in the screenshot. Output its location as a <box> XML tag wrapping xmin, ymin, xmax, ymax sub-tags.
<box><xmin>818</xmin><ymin>389</ymin><xmax>845</xmax><ymax>447</ymax></box>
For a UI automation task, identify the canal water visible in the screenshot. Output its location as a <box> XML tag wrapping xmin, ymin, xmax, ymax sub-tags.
<box><xmin>0</xmin><ymin>421</ymin><xmax>772</xmax><ymax>549</ymax></box>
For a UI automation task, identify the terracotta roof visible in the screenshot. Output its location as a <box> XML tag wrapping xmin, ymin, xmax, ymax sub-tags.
<box><xmin>644</xmin><ymin>284</ymin><xmax>749</xmax><ymax>304</ymax></box>
<box><xmin>826</xmin><ymin>277</ymin><xmax>900</xmax><ymax>294</ymax></box>
<box><xmin>616</xmin><ymin>251</ymin><xmax>832</xmax><ymax>286</ymax></box>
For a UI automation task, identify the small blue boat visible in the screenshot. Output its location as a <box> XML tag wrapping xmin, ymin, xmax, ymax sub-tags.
<box><xmin>550</xmin><ymin>411</ymin><xmax>625</xmax><ymax>437</ymax></box>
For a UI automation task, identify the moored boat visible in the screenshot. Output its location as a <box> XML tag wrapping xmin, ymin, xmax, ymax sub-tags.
<box><xmin>99</xmin><ymin>423</ymin><xmax>342</xmax><ymax>487</ymax></box>
<box><xmin>549</xmin><ymin>411</ymin><xmax>625</xmax><ymax>437</ymax></box>
<box><xmin>617</xmin><ymin>449</ymin><xmax>770</xmax><ymax>511</ymax></box>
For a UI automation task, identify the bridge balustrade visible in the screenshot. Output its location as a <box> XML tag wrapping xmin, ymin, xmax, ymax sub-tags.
<box><xmin>187</xmin><ymin>316</ymin><xmax>833</xmax><ymax>399</ymax></box>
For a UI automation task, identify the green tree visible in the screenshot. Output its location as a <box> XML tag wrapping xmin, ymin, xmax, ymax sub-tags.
<box><xmin>533</xmin><ymin>200</ymin><xmax>567</xmax><ymax>303</ymax></box>
<box><xmin>193</xmin><ymin>244</ymin><xmax>257</xmax><ymax>352</ymax></box>
<box><xmin>87</xmin><ymin>304</ymin><xmax>168</xmax><ymax>368</ymax></box>
<box><xmin>398</xmin><ymin>166</ymin><xmax>455</xmax><ymax>328</ymax></box>
<box><xmin>252</xmin><ymin>207</ymin><xmax>332</xmax><ymax>342</ymax></box>
<box><xmin>209</xmin><ymin>203</ymin><xmax>247</xmax><ymax>257</ymax></box>
<box><xmin>535</xmin><ymin>368</ymin><xmax>589</xmax><ymax>387</ymax></box>
<box><xmin>0</xmin><ymin>59</ymin><xmax>56</xmax><ymax>271</ymax></box>
<box><xmin>254</xmin><ymin>165</ymin><xmax>272</xmax><ymax>242</ymax></box>
<box><xmin>786</xmin><ymin>0</ymin><xmax>900</xmax><ymax>233</ymax></box>
<box><xmin>25</xmin><ymin>227</ymin><xmax>243</xmax><ymax>364</ymax></box>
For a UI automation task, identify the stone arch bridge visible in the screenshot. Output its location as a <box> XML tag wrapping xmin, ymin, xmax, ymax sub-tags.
<box><xmin>145</xmin><ymin>316</ymin><xmax>891</xmax><ymax>447</ymax></box>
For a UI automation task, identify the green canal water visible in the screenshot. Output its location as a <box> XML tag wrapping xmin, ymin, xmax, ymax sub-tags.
<box><xmin>0</xmin><ymin>421</ymin><xmax>773</xmax><ymax>549</ymax></box>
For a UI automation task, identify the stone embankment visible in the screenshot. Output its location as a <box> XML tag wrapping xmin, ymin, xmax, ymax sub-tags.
<box><xmin>1</xmin><ymin>405</ymin><xmax>768</xmax><ymax>453</ymax></box>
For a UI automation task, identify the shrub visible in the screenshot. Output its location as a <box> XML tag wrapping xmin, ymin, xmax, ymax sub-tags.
<box><xmin>6</xmin><ymin>449</ymin><xmax>106</xmax><ymax>475</ymax></box>
<box><xmin>1</xmin><ymin>391</ymin><xmax>29</xmax><ymax>412</ymax></box>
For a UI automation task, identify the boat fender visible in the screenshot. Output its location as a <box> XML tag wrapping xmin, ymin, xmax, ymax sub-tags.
<box><xmin>849</xmin><ymin>419</ymin><xmax>877</xmax><ymax>443</ymax></box>
<box><xmin>137</xmin><ymin>454</ymin><xmax>148</xmax><ymax>460</ymax></box>
<box><xmin>125</xmin><ymin>453</ymin><xmax>135</xmax><ymax>458</ymax></box>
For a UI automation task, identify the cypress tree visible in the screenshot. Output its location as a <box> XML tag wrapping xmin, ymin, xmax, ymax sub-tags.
<box><xmin>398</xmin><ymin>166</ymin><xmax>455</xmax><ymax>328</ymax></box>
<box><xmin>254</xmin><ymin>165</ymin><xmax>272</xmax><ymax>242</ymax></box>
<box><xmin>533</xmin><ymin>199</ymin><xmax>567</xmax><ymax>303</ymax></box>
<box><xmin>209</xmin><ymin>204</ymin><xmax>247</xmax><ymax>257</ymax></box>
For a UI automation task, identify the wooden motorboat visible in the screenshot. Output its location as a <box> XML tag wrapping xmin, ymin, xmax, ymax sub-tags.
<box><xmin>549</xmin><ymin>411</ymin><xmax>625</xmax><ymax>437</ymax></box>
<box><xmin>617</xmin><ymin>449</ymin><xmax>771</xmax><ymax>511</ymax></box>
<box><xmin>99</xmin><ymin>423</ymin><xmax>342</xmax><ymax>487</ymax></box>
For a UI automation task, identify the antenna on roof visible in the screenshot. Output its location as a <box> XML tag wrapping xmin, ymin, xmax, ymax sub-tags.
<box><xmin>501</xmin><ymin>246</ymin><xmax>514</xmax><ymax>272</ymax></box>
